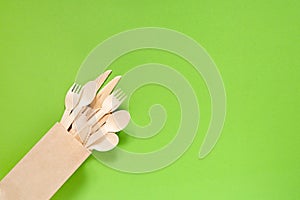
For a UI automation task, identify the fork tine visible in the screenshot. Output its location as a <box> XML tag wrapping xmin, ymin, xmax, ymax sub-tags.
<box><xmin>116</xmin><ymin>92</ymin><xmax>123</xmax><ymax>99</ymax></box>
<box><xmin>112</xmin><ymin>88</ymin><xmax>121</xmax><ymax>95</ymax></box>
<box><xmin>112</xmin><ymin>88</ymin><xmax>121</xmax><ymax>96</ymax></box>
<box><xmin>117</xmin><ymin>91</ymin><xmax>125</xmax><ymax>99</ymax></box>
<box><xmin>73</xmin><ymin>84</ymin><xmax>78</xmax><ymax>93</ymax></box>
<box><xmin>119</xmin><ymin>95</ymin><xmax>127</xmax><ymax>103</ymax></box>
<box><xmin>115</xmin><ymin>90</ymin><xmax>123</xmax><ymax>99</ymax></box>
<box><xmin>117</xmin><ymin>92</ymin><xmax>126</xmax><ymax>100</ymax></box>
<box><xmin>75</xmin><ymin>84</ymin><xmax>81</xmax><ymax>93</ymax></box>
<box><xmin>71</xmin><ymin>83</ymin><xmax>77</xmax><ymax>92</ymax></box>
<box><xmin>76</xmin><ymin>85</ymin><xmax>82</xmax><ymax>94</ymax></box>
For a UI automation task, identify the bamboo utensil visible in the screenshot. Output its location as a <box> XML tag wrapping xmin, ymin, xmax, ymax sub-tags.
<box><xmin>74</xmin><ymin>89</ymin><xmax>126</xmax><ymax>136</ymax></box>
<box><xmin>87</xmin><ymin>133</ymin><xmax>119</xmax><ymax>151</ymax></box>
<box><xmin>85</xmin><ymin>110</ymin><xmax>130</xmax><ymax>147</ymax></box>
<box><xmin>61</xmin><ymin>70</ymin><xmax>111</xmax><ymax>128</ymax></box>
<box><xmin>88</xmin><ymin>89</ymin><xmax>127</xmax><ymax>126</ymax></box>
<box><xmin>89</xmin><ymin>76</ymin><xmax>121</xmax><ymax>110</ymax></box>
<box><xmin>59</xmin><ymin>70</ymin><xmax>130</xmax><ymax>149</ymax></box>
<box><xmin>61</xmin><ymin>83</ymin><xmax>83</xmax><ymax>128</ymax></box>
<box><xmin>63</xmin><ymin>75</ymin><xmax>105</xmax><ymax>129</ymax></box>
<box><xmin>95</xmin><ymin>70</ymin><xmax>112</xmax><ymax>91</ymax></box>
<box><xmin>79</xmin><ymin>113</ymin><xmax>110</xmax><ymax>144</ymax></box>
<box><xmin>71</xmin><ymin>72</ymin><xmax>118</xmax><ymax>132</ymax></box>
<box><xmin>72</xmin><ymin>107</ymin><xmax>90</xmax><ymax>133</ymax></box>
<box><xmin>91</xmin><ymin>114</ymin><xmax>110</xmax><ymax>133</ymax></box>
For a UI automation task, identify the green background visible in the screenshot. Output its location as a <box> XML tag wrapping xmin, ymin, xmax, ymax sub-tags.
<box><xmin>0</xmin><ymin>0</ymin><xmax>299</xmax><ymax>199</ymax></box>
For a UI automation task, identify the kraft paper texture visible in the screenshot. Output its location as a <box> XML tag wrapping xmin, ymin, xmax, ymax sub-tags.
<box><xmin>0</xmin><ymin>123</ymin><xmax>91</xmax><ymax>200</ymax></box>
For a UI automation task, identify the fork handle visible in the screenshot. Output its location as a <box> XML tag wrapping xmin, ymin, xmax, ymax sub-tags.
<box><xmin>87</xmin><ymin>109</ymin><xmax>107</xmax><ymax>127</ymax></box>
<box><xmin>61</xmin><ymin>106</ymin><xmax>84</xmax><ymax>130</ymax></box>
<box><xmin>85</xmin><ymin>128</ymin><xmax>105</xmax><ymax>147</ymax></box>
<box><xmin>60</xmin><ymin>109</ymin><xmax>71</xmax><ymax>124</ymax></box>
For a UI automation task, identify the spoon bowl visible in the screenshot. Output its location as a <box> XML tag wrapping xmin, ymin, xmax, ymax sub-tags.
<box><xmin>104</xmin><ymin>110</ymin><xmax>130</xmax><ymax>132</ymax></box>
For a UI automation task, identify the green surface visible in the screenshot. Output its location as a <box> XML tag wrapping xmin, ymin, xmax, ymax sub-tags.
<box><xmin>0</xmin><ymin>0</ymin><xmax>299</xmax><ymax>199</ymax></box>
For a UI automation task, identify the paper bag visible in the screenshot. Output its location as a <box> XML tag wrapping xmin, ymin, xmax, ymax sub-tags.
<box><xmin>0</xmin><ymin>123</ymin><xmax>91</xmax><ymax>200</ymax></box>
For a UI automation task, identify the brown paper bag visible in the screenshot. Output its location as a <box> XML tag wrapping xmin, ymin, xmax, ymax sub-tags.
<box><xmin>0</xmin><ymin>123</ymin><xmax>91</xmax><ymax>200</ymax></box>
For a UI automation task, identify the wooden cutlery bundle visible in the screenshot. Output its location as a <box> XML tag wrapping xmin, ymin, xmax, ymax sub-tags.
<box><xmin>61</xmin><ymin>70</ymin><xmax>130</xmax><ymax>151</ymax></box>
<box><xmin>0</xmin><ymin>70</ymin><xmax>130</xmax><ymax>200</ymax></box>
